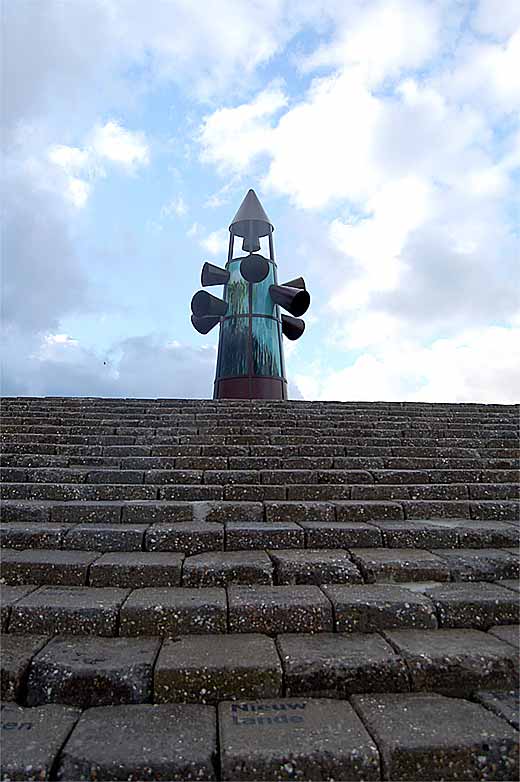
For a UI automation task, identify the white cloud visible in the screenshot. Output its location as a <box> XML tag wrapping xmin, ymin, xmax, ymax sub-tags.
<box><xmin>90</xmin><ymin>120</ymin><xmax>150</xmax><ymax>170</ymax></box>
<box><xmin>200</xmin><ymin>228</ymin><xmax>229</xmax><ymax>256</ymax></box>
<box><xmin>161</xmin><ymin>195</ymin><xmax>187</xmax><ymax>218</ymax></box>
<box><xmin>294</xmin><ymin>327</ymin><xmax>520</xmax><ymax>403</ymax></box>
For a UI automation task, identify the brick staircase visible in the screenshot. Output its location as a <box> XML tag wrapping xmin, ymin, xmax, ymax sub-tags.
<box><xmin>1</xmin><ymin>396</ymin><xmax>519</xmax><ymax>781</ymax></box>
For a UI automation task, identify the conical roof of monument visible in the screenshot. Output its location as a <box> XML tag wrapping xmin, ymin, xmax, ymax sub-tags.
<box><xmin>230</xmin><ymin>189</ymin><xmax>273</xmax><ymax>233</ymax></box>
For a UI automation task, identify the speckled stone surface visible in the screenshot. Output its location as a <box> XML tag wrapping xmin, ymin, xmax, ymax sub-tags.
<box><xmin>385</xmin><ymin>627</ymin><xmax>518</xmax><ymax>694</ymax></box>
<box><xmin>1</xmin><ymin>635</ymin><xmax>49</xmax><ymax>700</ymax></box>
<box><xmin>1</xmin><ymin>548</ymin><xmax>99</xmax><ymax>586</ymax></box>
<box><xmin>228</xmin><ymin>585</ymin><xmax>333</xmax><ymax>634</ymax></box>
<box><xmin>63</xmin><ymin>523</ymin><xmax>145</xmax><ymax>551</ymax></box>
<box><xmin>119</xmin><ymin>587</ymin><xmax>227</xmax><ymax>635</ymax></box>
<box><xmin>488</xmin><ymin>623</ymin><xmax>519</xmax><ymax>647</ymax></box>
<box><xmin>26</xmin><ymin>635</ymin><xmax>161</xmax><ymax>707</ymax></box>
<box><xmin>351</xmin><ymin>548</ymin><xmax>450</xmax><ymax>583</ymax></box>
<box><xmin>0</xmin><ymin>523</ymin><xmax>73</xmax><ymax>550</ymax></box>
<box><xmin>278</xmin><ymin>632</ymin><xmax>409</xmax><ymax>697</ymax></box>
<box><xmin>0</xmin><ymin>584</ymin><xmax>38</xmax><ymax>631</ymax></box>
<box><xmin>424</xmin><ymin>582</ymin><xmax>520</xmax><ymax>629</ymax></box>
<box><xmin>219</xmin><ymin>698</ymin><xmax>380</xmax><ymax>781</ymax></box>
<box><xmin>269</xmin><ymin>549</ymin><xmax>362</xmax><ymax>585</ymax></box>
<box><xmin>224</xmin><ymin>522</ymin><xmax>305</xmax><ymax>550</ymax></box>
<box><xmin>155</xmin><ymin>634</ymin><xmax>282</xmax><ymax>704</ymax></box>
<box><xmin>352</xmin><ymin>692</ymin><xmax>519</xmax><ymax>781</ymax></box>
<box><xmin>145</xmin><ymin>521</ymin><xmax>224</xmax><ymax>554</ymax></box>
<box><xmin>323</xmin><ymin>583</ymin><xmax>437</xmax><ymax>632</ymax></box>
<box><xmin>432</xmin><ymin>548</ymin><xmax>520</xmax><ymax>581</ymax></box>
<box><xmin>56</xmin><ymin>703</ymin><xmax>217</xmax><ymax>781</ymax></box>
<box><xmin>9</xmin><ymin>585</ymin><xmax>130</xmax><ymax>636</ymax></box>
<box><xmin>298</xmin><ymin>520</ymin><xmax>382</xmax><ymax>548</ymax></box>
<box><xmin>89</xmin><ymin>551</ymin><xmax>184</xmax><ymax>587</ymax></box>
<box><xmin>0</xmin><ymin>702</ymin><xmax>80</xmax><ymax>781</ymax></box>
<box><xmin>182</xmin><ymin>551</ymin><xmax>274</xmax><ymax>586</ymax></box>
<box><xmin>474</xmin><ymin>689</ymin><xmax>520</xmax><ymax>730</ymax></box>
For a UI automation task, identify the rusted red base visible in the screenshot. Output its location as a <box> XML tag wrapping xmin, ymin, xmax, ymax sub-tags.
<box><xmin>214</xmin><ymin>377</ymin><xmax>287</xmax><ymax>400</ymax></box>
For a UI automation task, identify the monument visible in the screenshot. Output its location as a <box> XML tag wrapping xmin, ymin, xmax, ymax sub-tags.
<box><xmin>190</xmin><ymin>189</ymin><xmax>310</xmax><ymax>399</ymax></box>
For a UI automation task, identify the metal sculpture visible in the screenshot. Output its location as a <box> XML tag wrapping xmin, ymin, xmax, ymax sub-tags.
<box><xmin>191</xmin><ymin>189</ymin><xmax>310</xmax><ymax>399</ymax></box>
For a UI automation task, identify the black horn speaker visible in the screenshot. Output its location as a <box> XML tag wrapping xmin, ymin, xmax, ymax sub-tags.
<box><xmin>269</xmin><ymin>284</ymin><xmax>310</xmax><ymax>317</ymax></box>
<box><xmin>201</xmin><ymin>262</ymin><xmax>230</xmax><ymax>287</ymax></box>
<box><xmin>191</xmin><ymin>314</ymin><xmax>221</xmax><ymax>334</ymax></box>
<box><xmin>240</xmin><ymin>254</ymin><xmax>269</xmax><ymax>283</ymax></box>
<box><xmin>282</xmin><ymin>277</ymin><xmax>306</xmax><ymax>289</ymax></box>
<box><xmin>281</xmin><ymin>315</ymin><xmax>305</xmax><ymax>340</ymax></box>
<box><xmin>191</xmin><ymin>290</ymin><xmax>228</xmax><ymax>318</ymax></box>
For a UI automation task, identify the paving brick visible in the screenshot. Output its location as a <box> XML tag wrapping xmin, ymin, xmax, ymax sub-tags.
<box><xmin>269</xmin><ymin>549</ymin><xmax>362</xmax><ymax>585</ymax></box>
<box><xmin>224</xmin><ymin>521</ymin><xmax>304</xmax><ymax>550</ymax></box>
<box><xmin>474</xmin><ymin>689</ymin><xmax>519</xmax><ymax>730</ymax></box>
<box><xmin>182</xmin><ymin>551</ymin><xmax>273</xmax><ymax>586</ymax></box>
<box><xmin>264</xmin><ymin>501</ymin><xmax>335</xmax><ymax>523</ymax></box>
<box><xmin>120</xmin><ymin>587</ymin><xmax>227</xmax><ymax>635</ymax></box>
<box><xmin>299</xmin><ymin>521</ymin><xmax>382</xmax><ymax>548</ymax></box>
<box><xmin>496</xmin><ymin>579</ymin><xmax>520</xmax><ymax>593</ymax></box>
<box><xmin>26</xmin><ymin>635</ymin><xmax>161</xmax><ymax>707</ymax></box>
<box><xmin>57</xmin><ymin>704</ymin><xmax>217</xmax><ymax>781</ymax></box>
<box><xmin>278</xmin><ymin>632</ymin><xmax>409</xmax><ymax>697</ymax></box>
<box><xmin>1</xmin><ymin>635</ymin><xmax>48</xmax><ymax>700</ymax></box>
<box><xmin>335</xmin><ymin>501</ymin><xmax>404</xmax><ymax>521</ymax></box>
<box><xmin>155</xmin><ymin>634</ymin><xmax>282</xmax><ymax>704</ymax></box>
<box><xmin>122</xmin><ymin>501</ymin><xmax>193</xmax><ymax>523</ymax></box>
<box><xmin>456</xmin><ymin>520</ymin><xmax>519</xmax><ymax>547</ymax></box>
<box><xmin>470</xmin><ymin>500</ymin><xmax>519</xmax><ymax>520</ymax></box>
<box><xmin>9</xmin><ymin>586</ymin><xmax>129</xmax><ymax>636</ymax></box>
<box><xmin>51</xmin><ymin>502</ymin><xmax>122</xmax><ymax>523</ymax></box>
<box><xmin>323</xmin><ymin>584</ymin><xmax>437</xmax><ymax>633</ymax></box>
<box><xmin>403</xmin><ymin>500</ymin><xmax>471</xmax><ymax>518</ymax></box>
<box><xmin>352</xmin><ymin>692</ymin><xmax>519</xmax><ymax>781</ymax></box>
<box><xmin>228</xmin><ymin>586</ymin><xmax>332</xmax><ymax>634</ymax></box>
<box><xmin>145</xmin><ymin>521</ymin><xmax>224</xmax><ymax>554</ymax></box>
<box><xmin>0</xmin><ymin>522</ymin><xmax>73</xmax><ymax>549</ymax></box>
<box><xmin>488</xmin><ymin>624</ymin><xmax>519</xmax><ymax>647</ymax></box>
<box><xmin>351</xmin><ymin>548</ymin><xmax>450</xmax><ymax>583</ymax></box>
<box><xmin>425</xmin><ymin>582</ymin><xmax>520</xmax><ymax>629</ymax></box>
<box><xmin>385</xmin><ymin>628</ymin><xmax>518</xmax><ymax>694</ymax></box>
<box><xmin>219</xmin><ymin>698</ymin><xmax>380</xmax><ymax>781</ymax></box>
<box><xmin>432</xmin><ymin>548</ymin><xmax>520</xmax><ymax>581</ymax></box>
<box><xmin>1</xmin><ymin>549</ymin><xmax>98</xmax><ymax>586</ymax></box>
<box><xmin>204</xmin><ymin>501</ymin><xmax>264</xmax><ymax>523</ymax></box>
<box><xmin>0</xmin><ymin>500</ymin><xmax>51</xmax><ymax>523</ymax></box>
<box><xmin>89</xmin><ymin>551</ymin><xmax>184</xmax><ymax>588</ymax></box>
<box><xmin>63</xmin><ymin>523</ymin><xmax>145</xmax><ymax>551</ymax></box>
<box><xmin>0</xmin><ymin>702</ymin><xmax>80</xmax><ymax>781</ymax></box>
<box><xmin>224</xmin><ymin>484</ymin><xmax>286</xmax><ymax>501</ymax></box>
<box><xmin>1</xmin><ymin>585</ymin><xmax>38</xmax><ymax>631</ymax></box>
<box><xmin>374</xmin><ymin>519</ymin><xmax>460</xmax><ymax>548</ymax></box>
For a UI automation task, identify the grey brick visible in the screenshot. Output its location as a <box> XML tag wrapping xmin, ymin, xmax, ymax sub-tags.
<box><xmin>228</xmin><ymin>585</ymin><xmax>332</xmax><ymax>634</ymax></box>
<box><xmin>145</xmin><ymin>521</ymin><xmax>224</xmax><ymax>554</ymax></box>
<box><xmin>323</xmin><ymin>584</ymin><xmax>437</xmax><ymax>633</ymax></box>
<box><xmin>122</xmin><ymin>501</ymin><xmax>193</xmax><ymax>523</ymax></box>
<box><xmin>474</xmin><ymin>689</ymin><xmax>519</xmax><ymax>730</ymax></box>
<box><xmin>335</xmin><ymin>501</ymin><xmax>404</xmax><ymax>521</ymax></box>
<box><xmin>63</xmin><ymin>524</ymin><xmax>145</xmax><ymax>551</ymax></box>
<box><xmin>204</xmin><ymin>501</ymin><xmax>264</xmax><ymax>523</ymax></box>
<box><xmin>278</xmin><ymin>632</ymin><xmax>409</xmax><ymax>697</ymax></box>
<box><xmin>374</xmin><ymin>519</ymin><xmax>460</xmax><ymax>548</ymax></box>
<box><xmin>27</xmin><ymin>635</ymin><xmax>161</xmax><ymax>707</ymax></box>
<box><xmin>219</xmin><ymin>698</ymin><xmax>380</xmax><ymax>781</ymax></box>
<box><xmin>488</xmin><ymin>624</ymin><xmax>519</xmax><ymax>648</ymax></box>
<box><xmin>432</xmin><ymin>548</ymin><xmax>520</xmax><ymax>581</ymax></box>
<box><xmin>0</xmin><ymin>703</ymin><xmax>80</xmax><ymax>781</ymax></box>
<box><xmin>225</xmin><ymin>522</ymin><xmax>304</xmax><ymax>550</ymax></box>
<box><xmin>265</xmin><ymin>501</ymin><xmax>335</xmax><ymax>523</ymax></box>
<box><xmin>1</xmin><ymin>634</ymin><xmax>49</xmax><ymax>700</ymax></box>
<box><xmin>9</xmin><ymin>586</ymin><xmax>129</xmax><ymax>636</ymax></box>
<box><xmin>425</xmin><ymin>582</ymin><xmax>520</xmax><ymax>629</ymax></box>
<box><xmin>299</xmin><ymin>521</ymin><xmax>382</xmax><ymax>548</ymax></box>
<box><xmin>182</xmin><ymin>551</ymin><xmax>273</xmax><ymax>587</ymax></box>
<box><xmin>351</xmin><ymin>548</ymin><xmax>450</xmax><ymax>583</ymax></box>
<box><xmin>56</xmin><ymin>704</ymin><xmax>217</xmax><ymax>781</ymax></box>
<box><xmin>89</xmin><ymin>552</ymin><xmax>184</xmax><ymax>587</ymax></box>
<box><xmin>385</xmin><ymin>628</ymin><xmax>518</xmax><ymax>694</ymax></box>
<box><xmin>120</xmin><ymin>587</ymin><xmax>227</xmax><ymax>635</ymax></box>
<box><xmin>269</xmin><ymin>549</ymin><xmax>362</xmax><ymax>585</ymax></box>
<box><xmin>1</xmin><ymin>549</ymin><xmax>98</xmax><ymax>586</ymax></box>
<box><xmin>353</xmin><ymin>692</ymin><xmax>519</xmax><ymax>781</ymax></box>
<box><xmin>155</xmin><ymin>634</ymin><xmax>282</xmax><ymax>704</ymax></box>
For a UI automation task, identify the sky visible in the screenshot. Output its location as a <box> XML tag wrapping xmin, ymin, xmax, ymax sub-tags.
<box><xmin>2</xmin><ymin>0</ymin><xmax>519</xmax><ymax>402</ymax></box>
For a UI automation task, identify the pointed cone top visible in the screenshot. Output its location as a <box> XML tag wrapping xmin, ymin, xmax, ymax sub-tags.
<box><xmin>230</xmin><ymin>189</ymin><xmax>273</xmax><ymax>237</ymax></box>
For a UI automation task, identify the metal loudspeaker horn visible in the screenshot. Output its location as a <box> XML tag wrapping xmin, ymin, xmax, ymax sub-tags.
<box><xmin>282</xmin><ymin>277</ymin><xmax>306</xmax><ymax>290</ymax></box>
<box><xmin>191</xmin><ymin>315</ymin><xmax>221</xmax><ymax>334</ymax></box>
<box><xmin>191</xmin><ymin>290</ymin><xmax>228</xmax><ymax>318</ymax></box>
<box><xmin>269</xmin><ymin>284</ymin><xmax>310</xmax><ymax>317</ymax></box>
<box><xmin>281</xmin><ymin>315</ymin><xmax>305</xmax><ymax>340</ymax></box>
<box><xmin>201</xmin><ymin>262</ymin><xmax>230</xmax><ymax>287</ymax></box>
<box><xmin>240</xmin><ymin>254</ymin><xmax>269</xmax><ymax>283</ymax></box>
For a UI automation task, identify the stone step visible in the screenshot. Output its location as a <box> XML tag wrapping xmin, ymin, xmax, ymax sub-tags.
<box><xmin>1</xmin><ymin>628</ymin><xmax>519</xmax><ymax>707</ymax></box>
<box><xmin>2</xmin><ymin>580</ymin><xmax>518</xmax><ymax>637</ymax></box>
<box><xmin>1</xmin><ymin>694</ymin><xmax>518</xmax><ymax>782</ymax></box>
<box><xmin>2</xmin><ymin>497</ymin><xmax>519</xmax><ymax>526</ymax></box>
<box><xmin>1</xmin><ymin>518</ymin><xmax>517</xmax><ymax>554</ymax></box>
